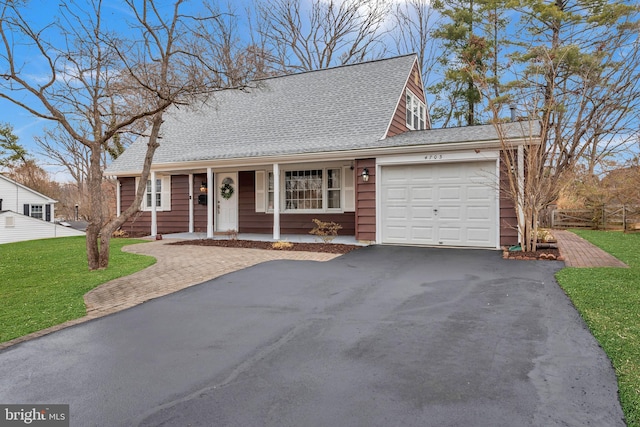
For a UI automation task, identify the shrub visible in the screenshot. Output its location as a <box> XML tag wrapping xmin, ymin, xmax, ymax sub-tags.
<box><xmin>112</xmin><ymin>229</ymin><xmax>129</xmax><ymax>238</ymax></box>
<box><xmin>272</xmin><ymin>240</ymin><xmax>294</xmax><ymax>250</ymax></box>
<box><xmin>309</xmin><ymin>219</ymin><xmax>342</xmax><ymax>243</ymax></box>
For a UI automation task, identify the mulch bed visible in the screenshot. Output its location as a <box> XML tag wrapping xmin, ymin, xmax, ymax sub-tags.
<box><xmin>170</xmin><ymin>239</ymin><xmax>562</xmax><ymax>260</ymax></box>
<box><xmin>169</xmin><ymin>239</ymin><xmax>362</xmax><ymax>254</ymax></box>
<box><xmin>503</xmin><ymin>247</ymin><xmax>563</xmax><ymax>261</ymax></box>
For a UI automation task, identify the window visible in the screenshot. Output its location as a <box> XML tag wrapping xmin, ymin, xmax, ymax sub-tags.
<box><xmin>285</xmin><ymin>170</ymin><xmax>323</xmax><ymax>210</ymax></box>
<box><xmin>137</xmin><ymin>175</ymin><xmax>171</xmax><ymax>211</ymax></box>
<box><xmin>5</xmin><ymin>216</ymin><xmax>15</xmax><ymax>228</ymax></box>
<box><xmin>327</xmin><ymin>168</ymin><xmax>341</xmax><ymax>209</ymax></box>
<box><xmin>406</xmin><ymin>90</ymin><xmax>426</xmax><ymax>130</ymax></box>
<box><xmin>262</xmin><ymin>167</ymin><xmax>347</xmax><ymax>213</ymax></box>
<box><xmin>145</xmin><ymin>179</ymin><xmax>162</xmax><ymax>209</ymax></box>
<box><xmin>267</xmin><ymin>172</ymin><xmax>275</xmax><ymax>210</ymax></box>
<box><xmin>30</xmin><ymin>205</ymin><xmax>43</xmax><ymax>219</ymax></box>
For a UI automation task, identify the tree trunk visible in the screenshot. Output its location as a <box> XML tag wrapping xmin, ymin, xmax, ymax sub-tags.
<box><xmin>99</xmin><ymin>232</ymin><xmax>111</xmax><ymax>269</ymax></box>
<box><xmin>86</xmin><ymin>142</ymin><xmax>104</xmax><ymax>270</ymax></box>
<box><xmin>85</xmin><ymin>224</ymin><xmax>100</xmax><ymax>270</ymax></box>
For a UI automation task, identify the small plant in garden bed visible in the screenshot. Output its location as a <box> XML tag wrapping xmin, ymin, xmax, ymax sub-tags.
<box><xmin>309</xmin><ymin>219</ymin><xmax>342</xmax><ymax>243</ymax></box>
<box><xmin>272</xmin><ymin>240</ymin><xmax>294</xmax><ymax>250</ymax></box>
<box><xmin>503</xmin><ymin>247</ymin><xmax>562</xmax><ymax>261</ymax></box>
<box><xmin>503</xmin><ymin>229</ymin><xmax>561</xmax><ymax>260</ymax></box>
<box><xmin>170</xmin><ymin>239</ymin><xmax>361</xmax><ymax>254</ymax></box>
<box><xmin>112</xmin><ymin>229</ymin><xmax>129</xmax><ymax>238</ymax></box>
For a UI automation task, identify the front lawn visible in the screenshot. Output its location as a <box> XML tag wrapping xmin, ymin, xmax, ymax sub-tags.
<box><xmin>0</xmin><ymin>236</ymin><xmax>155</xmax><ymax>343</ymax></box>
<box><xmin>556</xmin><ymin>230</ymin><xmax>640</xmax><ymax>427</ymax></box>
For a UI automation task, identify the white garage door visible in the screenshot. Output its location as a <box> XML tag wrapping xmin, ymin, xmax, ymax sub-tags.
<box><xmin>380</xmin><ymin>161</ymin><xmax>497</xmax><ymax>248</ymax></box>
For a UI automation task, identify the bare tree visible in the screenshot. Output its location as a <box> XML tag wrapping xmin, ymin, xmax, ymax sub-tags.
<box><xmin>391</xmin><ymin>0</ymin><xmax>443</xmax><ymax>119</ymax></box>
<box><xmin>0</xmin><ymin>0</ymin><xmax>249</xmax><ymax>270</ymax></box>
<box><xmin>494</xmin><ymin>117</ymin><xmax>560</xmax><ymax>252</ymax></box>
<box><xmin>194</xmin><ymin>2</ymin><xmax>277</xmax><ymax>85</ymax></box>
<box><xmin>255</xmin><ymin>0</ymin><xmax>390</xmax><ymax>72</ymax></box>
<box><xmin>511</xmin><ymin>0</ymin><xmax>640</xmax><ymax>176</ymax></box>
<box><xmin>461</xmin><ymin>1</ymin><xmax>640</xmax><ymax>251</ymax></box>
<box><xmin>36</xmin><ymin>126</ymin><xmax>93</xmax><ymax>193</ymax></box>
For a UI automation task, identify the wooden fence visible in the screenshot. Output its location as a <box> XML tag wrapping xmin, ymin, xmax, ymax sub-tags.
<box><xmin>551</xmin><ymin>205</ymin><xmax>640</xmax><ymax>231</ymax></box>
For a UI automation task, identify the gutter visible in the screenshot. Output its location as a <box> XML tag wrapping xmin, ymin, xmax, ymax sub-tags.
<box><xmin>106</xmin><ymin>136</ymin><xmax>538</xmax><ymax>177</ymax></box>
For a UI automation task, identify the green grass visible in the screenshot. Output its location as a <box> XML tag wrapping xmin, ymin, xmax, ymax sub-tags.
<box><xmin>0</xmin><ymin>236</ymin><xmax>155</xmax><ymax>343</ymax></box>
<box><xmin>555</xmin><ymin>230</ymin><xmax>640</xmax><ymax>427</ymax></box>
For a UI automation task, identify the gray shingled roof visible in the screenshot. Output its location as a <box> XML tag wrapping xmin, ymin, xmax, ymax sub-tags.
<box><xmin>107</xmin><ymin>55</ymin><xmax>418</xmax><ymax>174</ymax></box>
<box><xmin>380</xmin><ymin>121</ymin><xmax>540</xmax><ymax>148</ymax></box>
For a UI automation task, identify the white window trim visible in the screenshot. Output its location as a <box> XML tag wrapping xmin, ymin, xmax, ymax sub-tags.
<box><xmin>256</xmin><ymin>165</ymin><xmax>354</xmax><ymax>214</ymax></box>
<box><xmin>30</xmin><ymin>204</ymin><xmax>44</xmax><ymax>220</ymax></box>
<box><xmin>406</xmin><ymin>89</ymin><xmax>426</xmax><ymax>131</ymax></box>
<box><xmin>136</xmin><ymin>176</ymin><xmax>172</xmax><ymax>212</ymax></box>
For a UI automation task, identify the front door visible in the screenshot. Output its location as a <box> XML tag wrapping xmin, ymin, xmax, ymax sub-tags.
<box><xmin>216</xmin><ymin>172</ymin><xmax>238</xmax><ymax>232</ymax></box>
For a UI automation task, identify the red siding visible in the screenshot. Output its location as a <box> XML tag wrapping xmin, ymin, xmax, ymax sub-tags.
<box><xmin>192</xmin><ymin>174</ymin><xmax>209</xmax><ymax>233</ymax></box>
<box><xmin>119</xmin><ymin>175</ymin><xmax>208</xmax><ymax>237</ymax></box>
<box><xmin>238</xmin><ymin>171</ymin><xmax>355</xmax><ymax>235</ymax></box>
<box><xmin>500</xmin><ymin>154</ymin><xmax>519</xmax><ymax>246</ymax></box>
<box><xmin>355</xmin><ymin>159</ymin><xmax>376</xmax><ymax>241</ymax></box>
<box><xmin>119</xmin><ymin>177</ymin><xmax>149</xmax><ymax>237</ymax></box>
<box><xmin>387</xmin><ymin>61</ymin><xmax>429</xmax><ymax>137</ymax></box>
<box><xmin>117</xmin><ymin>157</ymin><xmax>516</xmax><ymax>245</ymax></box>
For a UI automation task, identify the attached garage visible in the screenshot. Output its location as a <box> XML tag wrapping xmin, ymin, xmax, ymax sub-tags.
<box><xmin>379</xmin><ymin>159</ymin><xmax>499</xmax><ymax>248</ymax></box>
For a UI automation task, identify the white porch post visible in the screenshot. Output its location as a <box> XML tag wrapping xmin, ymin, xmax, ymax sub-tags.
<box><xmin>151</xmin><ymin>171</ymin><xmax>157</xmax><ymax>237</ymax></box>
<box><xmin>207</xmin><ymin>167</ymin><xmax>214</xmax><ymax>238</ymax></box>
<box><xmin>517</xmin><ymin>144</ymin><xmax>525</xmax><ymax>244</ymax></box>
<box><xmin>188</xmin><ymin>173</ymin><xmax>194</xmax><ymax>233</ymax></box>
<box><xmin>273</xmin><ymin>163</ymin><xmax>280</xmax><ymax>240</ymax></box>
<box><xmin>116</xmin><ymin>179</ymin><xmax>121</xmax><ymax>217</ymax></box>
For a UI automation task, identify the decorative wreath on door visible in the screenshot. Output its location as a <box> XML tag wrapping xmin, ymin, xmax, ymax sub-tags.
<box><xmin>220</xmin><ymin>183</ymin><xmax>234</xmax><ymax>200</ymax></box>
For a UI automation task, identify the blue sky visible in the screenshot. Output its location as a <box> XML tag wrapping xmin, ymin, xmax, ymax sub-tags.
<box><xmin>0</xmin><ymin>0</ymin><xmax>150</xmax><ymax>179</ymax></box>
<box><xmin>2</xmin><ymin>0</ymin><xmax>405</xmax><ymax>180</ymax></box>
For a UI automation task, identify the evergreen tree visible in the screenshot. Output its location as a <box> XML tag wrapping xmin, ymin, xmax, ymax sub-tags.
<box><xmin>430</xmin><ymin>0</ymin><xmax>509</xmax><ymax>127</ymax></box>
<box><xmin>0</xmin><ymin>123</ymin><xmax>28</xmax><ymax>169</ymax></box>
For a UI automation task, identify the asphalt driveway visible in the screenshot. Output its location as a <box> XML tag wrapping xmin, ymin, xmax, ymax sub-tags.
<box><xmin>0</xmin><ymin>246</ymin><xmax>625</xmax><ymax>426</ymax></box>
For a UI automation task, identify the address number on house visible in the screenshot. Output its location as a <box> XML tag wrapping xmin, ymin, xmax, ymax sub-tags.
<box><xmin>424</xmin><ymin>154</ymin><xmax>444</xmax><ymax>160</ymax></box>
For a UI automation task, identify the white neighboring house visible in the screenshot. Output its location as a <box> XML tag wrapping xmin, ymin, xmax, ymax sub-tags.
<box><xmin>0</xmin><ymin>174</ymin><xmax>85</xmax><ymax>244</ymax></box>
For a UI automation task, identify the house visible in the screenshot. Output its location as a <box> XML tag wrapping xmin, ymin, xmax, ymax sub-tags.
<box><xmin>107</xmin><ymin>54</ymin><xmax>533</xmax><ymax>249</ymax></box>
<box><xmin>0</xmin><ymin>174</ymin><xmax>85</xmax><ymax>244</ymax></box>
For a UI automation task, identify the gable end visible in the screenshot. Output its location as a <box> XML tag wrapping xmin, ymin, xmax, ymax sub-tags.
<box><xmin>385</xmin><ymin>59</ymin><xmax>429</xmax><ymax>138</ymax></box>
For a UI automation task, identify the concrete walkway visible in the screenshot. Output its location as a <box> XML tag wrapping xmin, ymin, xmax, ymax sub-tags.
<box><xmin>0</xmin><ymin>230</ymin><xmax>625</xmax><ymax>351</ymax></box>
<box><xmin>553</xmin><ymin>230</ymin><xmax>628</xmax><ymax>268</ymax></box>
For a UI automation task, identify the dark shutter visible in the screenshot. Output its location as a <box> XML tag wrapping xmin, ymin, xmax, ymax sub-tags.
<box><xmin>23</xmin><ymin>204</ymin><xmax>29</xmax><ymax>216</ymax></box>
<box><xmin>45</xmin><ymin>204</ymin><xmax>51</xmax><ymax>222</ymax></box>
